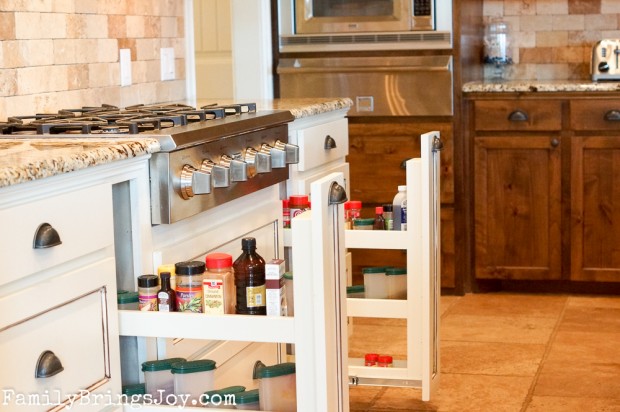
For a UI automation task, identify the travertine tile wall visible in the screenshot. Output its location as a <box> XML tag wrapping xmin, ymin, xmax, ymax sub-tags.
<box><xmin>483</xmin><ymin>0</ymin><xmax>620</xmax><ymax>80</ymax></box>
<box><xmin>0</xmin><ymin>0</ymin><xmax>186</xmax><ymax>119</ymax></box>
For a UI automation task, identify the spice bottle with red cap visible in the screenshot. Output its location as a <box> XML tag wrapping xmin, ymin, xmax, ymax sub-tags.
<box><xmin>204</xmin><ymin>253</ymin><xmax>236</xmax><ymax>314</ymax></box>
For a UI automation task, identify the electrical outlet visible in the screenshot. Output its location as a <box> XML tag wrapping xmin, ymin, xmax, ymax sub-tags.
<box><xmin>119</xmin><ymin>49</ymin><xmax>132</xmax><ymax>86</ymax></box>
<box><xmin>160</xmin><ymin>48</ymin><xmax>175</xmax><ymax>81</ymax></box>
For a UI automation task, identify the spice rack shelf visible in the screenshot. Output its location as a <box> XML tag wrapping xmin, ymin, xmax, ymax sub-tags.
<box><xmin>344</xmin><ymin>131</ymin><xmax>441</xmax><ymax>401</ymax></box>
<box><xmin>118</xmin><ymin>311</ymin><xmax>296</xmax><ymax>343</ymax></box>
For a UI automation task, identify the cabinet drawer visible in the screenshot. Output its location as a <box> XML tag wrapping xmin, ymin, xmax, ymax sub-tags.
<box><xmin>294</xmin><ymin>118</ymin><xmax>348</xmax><ymax>171</ymax></box>
<box><xmin>0</xmin><ymin>184</ymin><xmax>113</xmax><ymax>287</ymax></box>
<box><xmin>570</xmin><ymin>99</ymin><xmax>620</xmax><ymax>131</ymax></box>
<box><xmin>474</xmin><ymin>100</ymin><xmax>562</xmax><ymax>131</ymax></box>
<box><xmin>0</xmin><ymin>258</ymin><xmax>116</xmax><ymax>411</ymax></box>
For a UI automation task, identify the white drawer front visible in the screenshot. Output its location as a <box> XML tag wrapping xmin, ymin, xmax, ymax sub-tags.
<box><xmin>296</xmin><ymin>118</ymin><xmax>348</xmax><ymax>171</ymax></box>
<box><xmin>0</xmin><ymin>259</ymin><xmax>116</xmax><ymax>411</ymax></box>
<box><xmin>288</xmin><ymin>162</ymin><xmax>350</xmax><ymax>200</ymax></box>
<box><xmin>0</xmin><ymin>184</ymin><xmax>113</xmax><ymax>287</ymax></box>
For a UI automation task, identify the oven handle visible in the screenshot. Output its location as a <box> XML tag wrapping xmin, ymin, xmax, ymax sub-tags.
<box><xmin>277</xmin><ymin>65</ymin><xmax>451</xmax><ymax>74</ymax></box>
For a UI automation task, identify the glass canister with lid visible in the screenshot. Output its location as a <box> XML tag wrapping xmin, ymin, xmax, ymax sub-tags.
<box><xmin>175</xmin><ymin>261</ymin><xmax>205</xmax><ymax>313</ymax></box>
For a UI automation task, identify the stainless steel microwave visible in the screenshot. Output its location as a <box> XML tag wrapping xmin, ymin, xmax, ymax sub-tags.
<box><xmin>278</xmin><ymin>0</ymin><xmax>453</xmax><ymax>52</ymax></box>
<box><xmin>296</xmin><ymin>0</ymin><xmax>433</xmax><ymax>33</ymax></box>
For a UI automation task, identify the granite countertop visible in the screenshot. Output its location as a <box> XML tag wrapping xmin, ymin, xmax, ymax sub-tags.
<box><xmin>463</xmin><ymin>80</ymin><xmax>620</xmax><ymax>93</ymax></box>
<box><xmin>0</xmin><ymin>138</ymin><xmax>160</xmax><ymax>188</ymax></box>
<box><xmin>0</xmin><ymin>97</ymin><xmax>352</xmax><ymax>188</ymax></box>
<box><xmin>195</xmin><ymin>97</ymin><xmax>354</xmax><ymax>119</ymax></box>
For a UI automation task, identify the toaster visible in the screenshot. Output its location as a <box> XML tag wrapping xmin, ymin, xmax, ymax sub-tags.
<box><xmin>592</xmin><ymin>39</ymin><xmax>620</xmax><ymax>81</ymax></box>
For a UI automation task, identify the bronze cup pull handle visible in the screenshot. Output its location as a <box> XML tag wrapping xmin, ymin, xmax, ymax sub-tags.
<box><xmin>508</xmin><ymin>110</ymin><xmax>529</xmax><ymax>122</ymax></box>
<box><xmin>604</xmin><ymin>110</ymin><xmax>620</xmax><ymax>122</ymax></box>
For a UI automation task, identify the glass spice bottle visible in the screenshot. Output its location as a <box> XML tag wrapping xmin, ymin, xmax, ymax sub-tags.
<box><xmin>157</xmin><ymin>272</ymin><xmax>176</xmax><ymax>312</ymax></box>
<box><xmin>382</xmin><ymin>204</ymin><xmax>394</xmax><ymax>231</ymax></box>
<box><xmin>373</xmin><ymin>206</ymin><xmax>385</xmax><ymax>230</ymax></box>
<box><xmin>175</xmin><ymin>261</ymin><xmax>205</xmax><ymax>313</ymax></box>
<box><xmin>233</xmin><ymin>237</ymin><xmax>266</xmax><ymax>315</ymax></box>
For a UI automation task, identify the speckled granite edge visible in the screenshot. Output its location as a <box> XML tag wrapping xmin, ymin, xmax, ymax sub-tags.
<box><xmin>0</xmin><ymin>138</ymin><xmax>160</xmax><ymax>188</ymax></box>
<box><xmin>263</xmin><ymin>98</ymin><xmax>354</xmax><ymax>119</ymax></box>
<box><xmin>463</xmin><ymin>80</ymin><xmax>620</xmax><ymax>93</ymax></box>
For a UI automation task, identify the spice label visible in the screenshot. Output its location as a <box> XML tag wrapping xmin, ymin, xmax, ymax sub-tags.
<box><xmin>245</xmin><ymin>284</ymin><xmax>266</xmax><ymax>308</ymax></box>
<box><xmin>203</xmin><ymin>279</ymin><xmax>225</xmax><ymax>314</ymax></box>
<box><xmin>139</xmin><ymin>294</ymin><xmax>157</xmax><ymax>311</ymax></box>
<box><xmin>176</xmin><ymin>286</ymin><xmax>203</xmax><ymax>313</ymax></box>
<box><xmin>157</xmin><ymin>292</ymin><xmax>173</xmax><ymax>312</ymax></box>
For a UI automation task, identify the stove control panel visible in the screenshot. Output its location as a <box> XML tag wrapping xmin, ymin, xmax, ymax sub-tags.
<box><xmin>151</xmin><ymin>125</ymin><xmax>299</xmax><ymax>224</ymax></box>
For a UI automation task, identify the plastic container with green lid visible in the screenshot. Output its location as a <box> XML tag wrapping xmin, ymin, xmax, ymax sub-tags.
<box><xmin>202</xmin><ymin>385</ymin><xmax>246</xmax><ymax>409</ymax></box>
<box><xmin>352</xmin><ymin>217</ymin><xmax>374</xmax><ymax>230</ymax></box>
<box><xmin>362</xmin><ymin>266</ymin><xmax>388</xmax><ymax>299</ymax></box>
<box><xmin>346</xmin><ymin>285</ymin><xmax>365</xmax><ymax>298</ymax></box>
<box><xmin>234</xmin><ymin>389</ymin><xmax>259</xmax><ymax>410</ymax></box>
<box><xmin>141</xmin><ymin>357</ymin><xmax>186</xmax><ymax>402</ymax></box>
<box><xmin>122</xmin><ymin>383</ymin><xmax>145</xmax><ymax>403</ymax></box>
<box><xmin>117</xmin><ymin>291</ymin><xmax>139</xmax><ymax>310</ymax></box>
<box><xmin>254</xmin><ymin>361</ymin><xmax>296</xmax><ymax>412</ymax></box>
<box><xmin>386</xmin><ymin>267</ymin><xmax>407</xmax><ymax>299</ymax></box>
<box><xmin>283</xmin><ymin>272</ymin><xmax>294</xmax><ymax>316</ymax></box>
<box><xmin>172</xmin><ymin>359</ymin><xmax>216</xmax><ymax>402</ymax></box>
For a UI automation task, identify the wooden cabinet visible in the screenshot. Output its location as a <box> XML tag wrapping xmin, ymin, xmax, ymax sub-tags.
<box><xmin>467</xmin><ymin>93</ymin><xmax>620</xmax><ymax>287</ymax></box>
<box><xmin>474</xmin><ymin>135</ymin><xmax>562</xmax><ymax>280</ymax></box>
<box><xmin>347</xmin><ymin>118</ymin><xmax>456</xmax><ymax>290</ymax></box>
<box><xmin>570</xmin><ymin>99</ymin><xmax>620</xmax><ymax>282</ymax></box>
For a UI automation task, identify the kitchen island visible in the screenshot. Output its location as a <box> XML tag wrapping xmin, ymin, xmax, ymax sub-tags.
<box><xmin>0</xmin><ymin>97</ymin><xmax>354</xmax><ymax>411</ymax></box>
<box><xmin>462</xmin><ymin>81</ymin><xmax>620</xmax><ymax>293</ymax></box>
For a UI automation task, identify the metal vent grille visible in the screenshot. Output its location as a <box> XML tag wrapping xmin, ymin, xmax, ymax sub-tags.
<box><xmin>280</xmin><ymin>32</ymin><xmax>451</xmax><ymax>47</ymax></box>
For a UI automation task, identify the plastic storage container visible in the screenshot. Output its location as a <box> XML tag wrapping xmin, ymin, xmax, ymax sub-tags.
<box><xmin>117</xmin><ymin>290</ymin><xmax>139</xmax><ymax>310</ymax></box>
<box><xmin>386</xmin><ymin>267</ymin><xmax>407</xmax><ymax>299</ymax></box>
<box><xmin>255</xmin><ymin>361</ymin><xmax>297</xmax><ymax>412</ymax></box>
<box><xmin>352</xmin><ymin>218</ymin><xmax>374</xmax><ymax>230</ymax></box>
<box><xmin>202</xmin><ymin>385</ymin><xmax>246</xmax><ymax>409</ymax></box>
<box><xmin>172</xmin><ymin>359</ymin><xmax>216</xmax><ymax>402</ymax></box>
<box><xmin>142</xmin><ymin>357</ymin><xmax>186</xmax><ymax>403</ymax></box>
<box><xmin>362</xmin><ymin>267</ymin><xmax>388</xmax><ymax>299</ymax></box>
<box><xmin>346</xmin><ymin>285</ymin><xmax>365</xmax><ymax>298</ymax></box>
<box><xmin>122</xmin><ymin>383</ymin><xmax>145</xmax><ymax>404</ymax></box>
<box><xmin>234</xmin><ymin>389</ymin><xmax>260</xmax><ymax>410</ymax></box>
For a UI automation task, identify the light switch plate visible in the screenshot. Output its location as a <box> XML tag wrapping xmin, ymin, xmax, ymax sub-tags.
<box><xmin>160</xmin><ymin>47</ymin><xmax>175</xmax><ymax>81</ymax></box>
<box><xmin>119</xmin><ymin>49</ymin><xmax>132</xmax><ymax>86</ymax></box>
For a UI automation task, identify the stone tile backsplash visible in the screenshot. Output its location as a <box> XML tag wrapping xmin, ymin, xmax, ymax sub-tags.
<box><xmin>0</xmin><ymin>0</ymin><xmax>186</xmax><ymax>119</ymax></box>
<box><xmin>483</xmin><ymin>0</ymin><xmax>620</xmax><ymax>80</ymax></box>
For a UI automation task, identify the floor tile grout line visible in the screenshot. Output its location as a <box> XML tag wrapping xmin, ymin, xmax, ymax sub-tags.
<box><xmin>519</xmin><ymin>295</ymin><xmax>570</xmax><ymax>412</ymax></box>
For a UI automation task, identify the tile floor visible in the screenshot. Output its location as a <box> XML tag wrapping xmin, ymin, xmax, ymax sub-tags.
<box><xmin>348</xmin><ymin>292</ymin><xmax>620</xmax><ymax>411</ymax></box>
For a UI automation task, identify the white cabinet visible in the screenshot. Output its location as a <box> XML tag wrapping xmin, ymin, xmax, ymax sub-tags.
<box><xmin>0</xmin><ymin>156</ymin><xmax>152</xmax><ymax>411</ymax></box>
<box><xmin>345</xmin><ymin>132</ymin><xmax>441</xmax><ymax>401</ymax></box>
<box><xmin>286</xmin><ymin>109</ymin><xmax>350</xmax><ymax>200</ymax></box>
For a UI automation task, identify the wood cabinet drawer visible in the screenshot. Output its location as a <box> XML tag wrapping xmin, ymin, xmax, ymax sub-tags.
<box><xmin>570</xmin><ymin>99</ymin><xmax>620</xmax><ymax>131</ymax></box>
<box><xmin>0</xmin><ymin>258</ymin><xmax>117</xmax><ymax>410</ymax></box>
<box><xmin>474</xmin><ymin>100</ymin><xmax>562</xmax><ymax>131</ymax></box>
<box><xmin>0</xmin><ymin>184</ymin><xmax>113</xmax><ymax>288</ymax></box>
<box><xmin>293</xmin><ymin>118</ymin><xmax>348</xmax><ymax>171</ymax></box>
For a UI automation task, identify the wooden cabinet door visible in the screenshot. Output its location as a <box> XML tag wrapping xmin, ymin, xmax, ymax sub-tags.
<box><xmin>474</xmin><ymin>136</ymin><xmax>562</xmax><ymax>280</ymax></box>
<box><xmin>570</xmin><ymin>137</ymin><xmax>620</xmax><ymax>282</ymax></box>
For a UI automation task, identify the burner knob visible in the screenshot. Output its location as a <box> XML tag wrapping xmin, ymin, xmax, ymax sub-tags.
<box><xmin>245</xmin><ymin>147</ymin><xmax>272</xmax><ymax>175</ymax></box>
<box><xmin>180</xmin><ymin>165</ymin><xmax>211</xmax><ymax>199</ymax></box>
<box><xmin>262</xmin><ymin>143</ymin><xmax>285</xmax><ymax>168</ymax></box>
<box><xmin>274</xmin><ymin>140</ymin><xmax>300</xmax><ymax>165</ymax></box>
<box><xmin>221</xmin><ymin>154</ymin><xmax>248</xmax><ymax>182</ymax></box>
<box><xmin>201</xmin><ymin>159</ymin><xmax>230</xmax><ymax>188</ymax></box>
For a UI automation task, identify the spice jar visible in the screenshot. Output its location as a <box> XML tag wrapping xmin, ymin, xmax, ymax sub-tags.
<box><xmin>204</xmin><ymin>253</ymin><xmax>236</xmax><ymax>314</ymax></box>
<box><xmin>175</xmin><ymin>261</ymin><xmax>205</xmax><ymax>313</ymax></box>
<box><xmin>138</xmin><ymin>275</ymin><xmax>159</xmax><ymax>311</ymax></box>
<box><xmin>288</xmin><ymin>195</ymin><xmax>310</xmax><ymax>220</ymax></box>
<box><xmin>282</xmin><ymin>199</ymin><xmax>291</xmax><ymax>229</ymax></box>
<box><xmin>377</xmin><ymin>355</ymin><xmax>393</xmax><ymax>367</ymax></box>
<box><xmin>233</xmin><ymin>237</ymin><xmax>266</xmax><ymax>315</ymax></box>
<box><xmin>344</xmin><ymin>200</ymin><xmax>362</xmax><ymax>229</ymax></box>
<box><xmin>364</xmin><ymin>353</ymin><xmax>379</xmax><ymax>367</ymax></box>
